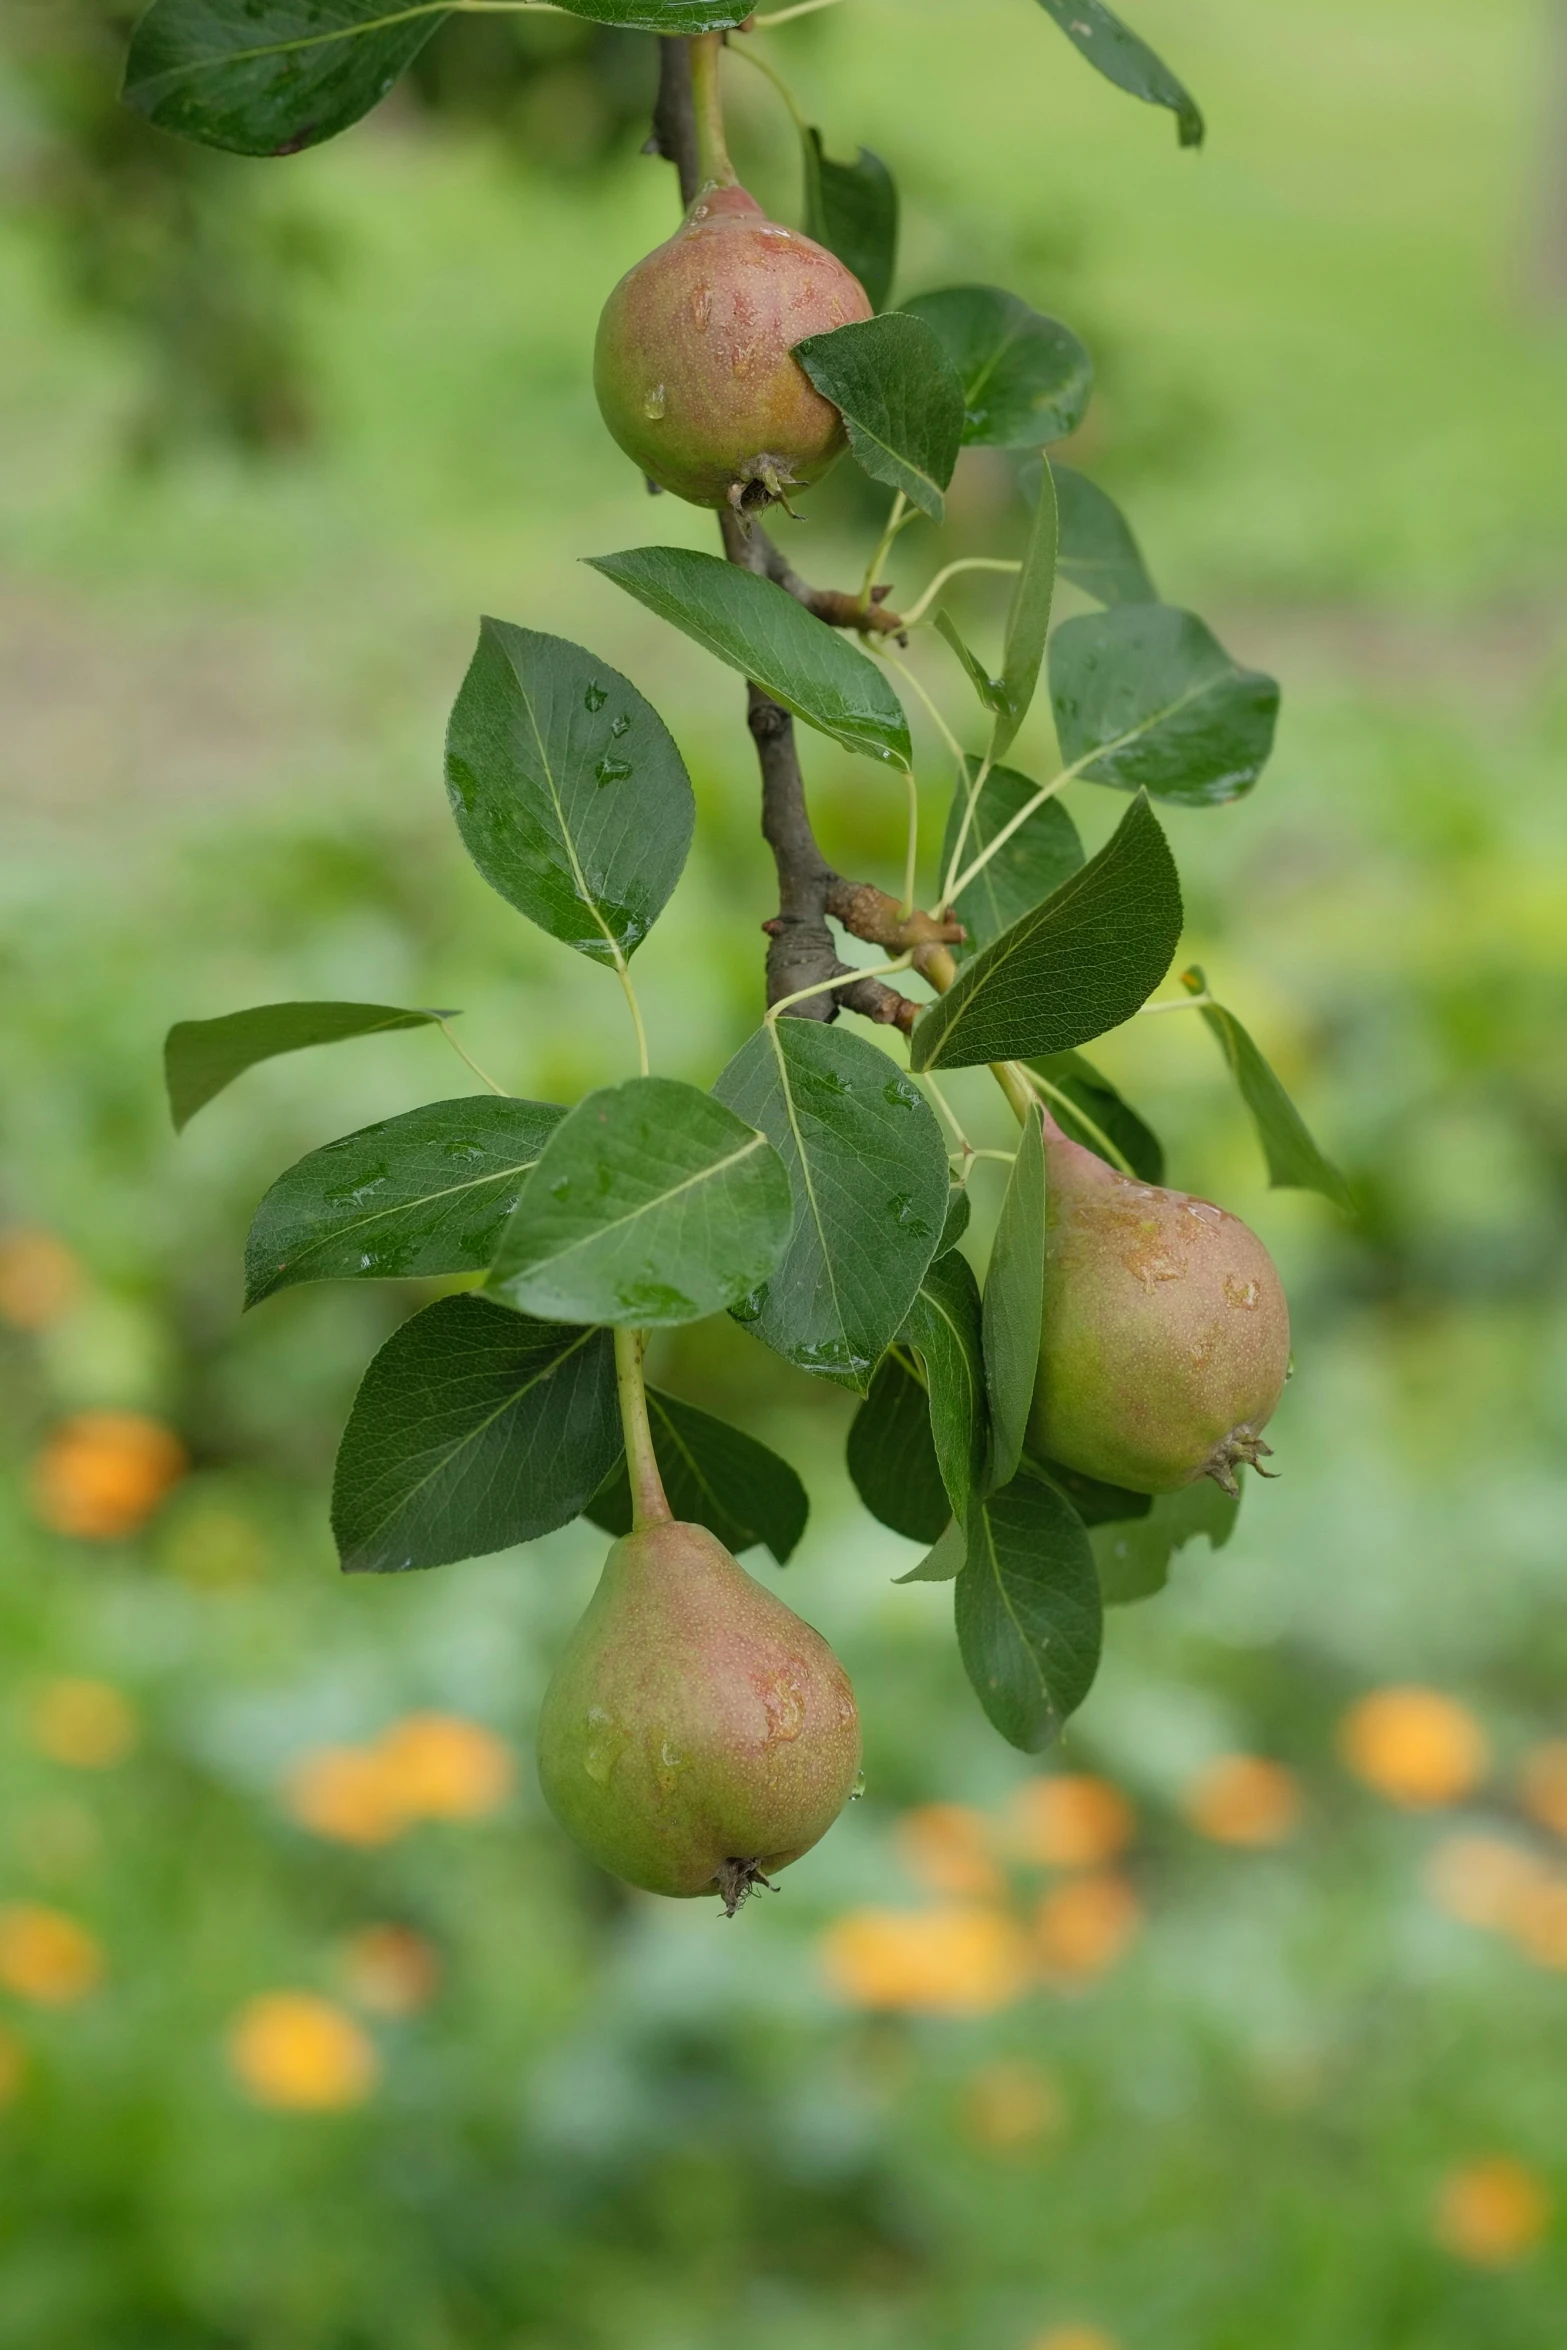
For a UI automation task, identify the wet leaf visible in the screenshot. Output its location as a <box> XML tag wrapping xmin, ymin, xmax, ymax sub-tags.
<box><xmin>1031</xmin><ymin>0</ymin><xmax>1204</xmax><ymax>147</ymax></box>
<box><xmin>1184</xmin><ymin>967</ymin><xmax>1353</xmax><ymax>1210</ymax></box>
<box><xmin>802</xmin><ymin>130</ymin><xmax>898</xmax><ymax>311</ymax></box>
<box><xmin>1051</xmin><ymin>605</ymin><xmax>1279</xmax><ymax>807</ymax></box>
<box><xmin>899</xmin><ymin>285</ymin><xmax>1092</xmax><ymax>447</ymax></box>
<box><xmin>1054</xmin><ymin>464</ymin><xmax>1159</xmax><ymax>604</ymax></box>
<box><xmin>956</xmin><ymin>1470</ymin><xmax>1103</xmax><ymax>1750</ymax></box>
<box><xmin>1093</xmin><ymin>1478</ymin><xmax>1239</xmax><ymax>1605</ymax></box>
<box><xmin>982</xmin><ymin>1103</ymin><xmax>1045</xmax><ymax>1492</ymax></box>
<box><xmin>165</xmin><ymin>1000</ymin><xmax>450</xmax><ymax>1132</ymax></box>
<box><xmin>587</xmin><ymin>1389</ymin><xmax>808</xmax><ymax>1565</ymax></box>
<box><xmin>795</xmin><ymin>315</ymin><xmax>964</xmax><ymax>522</ymax></box>
<box><xmin>486</xmin><ymin>1077</ymin><xmax>791</xmax><ymax>1329</ymax></box>
<box><xmin>993</xmin><ymin>450</ymin><xmax>1058</xmax><ymax>758</ymax></box>
<box><xmin>1027</xmin><ymin>1050</ymin><xmax>1165</xmax><ymax>1181</ymax></box>
<box><xmin>942</xmin><ymin>759</ymin><xmax>1085</xmax><ymax>954</ymax></box>
<box><xmin>906</xmin><ymin>1245</ymin><xmax>988</xmax><ymax>1523</ymax></box>
<box><xmin>714</xmin><ymin>1021</ymin><xmax>950</xmax><ymax>1393</ymax></box>
<box><xmin>847</xmin><ymin>1349</ymin><xmax>950</xmax><ymax>1543</ymax></box>
<box><xmin>332</xmin><ymin>1296</ymin><xmax>619</xmax><ymax>1575</ymax></box>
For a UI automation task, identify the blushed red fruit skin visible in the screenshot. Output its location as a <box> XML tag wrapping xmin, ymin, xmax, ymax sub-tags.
<box><xmin>593</xmin><ymin>184</ymin><xmax>874</xmax><ymax>510</ymax></box>
<box><xmin>1027</xmin><ymin>1118</ymin><xmax>1290</xmax><ymax>1495</ymax></box>
<box><xmin>536</xmin><ymin>1519</ymin><xmax>862</xmax><ymax>1899</ymax></box>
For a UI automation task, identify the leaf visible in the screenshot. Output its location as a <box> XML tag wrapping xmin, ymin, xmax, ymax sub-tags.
<box><xmin>165</xmin><ymin>1000</ymin><xmax>450</xmax><ymax>1132</ymax></box>
<box><xmin>332</xmin><ymin>1296</ymin><xmax>619</xmax><ymax>1576</ymax></box>
<box><xmin>937</xmin><ymin>1184</ymin><xmax>972</xmax><ymax>1257</ymax></box>
<box><xmin>486</xmin><ymin>1077</ymin><xmax>791</xmax><ymax>1329</ymax></box>
<box><xmin>1183</xmin><ymin>967</ymin><xmax>1353</xmax><ymax>1211</ymax></box>
<box><xmin>943</xmin><ymin>760</ymin><xmax>1085</xmax><ymax>956</ymax></box>
<box><xmin>445</xmin><ymin>620</ymin><xmax>692</xmax><ymax>964</ymax></box>
<box><xmin>586</xmin><ymin>1388</ymin><xmax>808</xmax><ymax>1565</ymax></box>
<box><xmin>905</xmin><ymin>1245</ymin><xmax>987</xmax><ymax>1525</ymax></box>
<box><xmin>934</xmin><ymin>612</ymin><xmax>1004</xmax><ymax>715</ymax></box>
<box><xmin>993</xmin><ymin>450</ymin><xmax>1058</xmax><ymax>759</ymax></box>
<box><xmin>587</xmin><ymin>548</ymin><xmax>911</xmax><ymax>769</ymax></box>
<box><xmin>1031</xmin><ymin>0</ymin><xmax>1204</xmax><ymax>148</ymax></box>
<box><xmin>714</xmin><ymin>1022</ymin><xmax>950</xmax><ymax>1393</ymax></box>
<box><xmin>912</xmin><ymin>793</ymin><xmax>1183</xmax><ymax>1072</ymax></box>
<box><xmin>899</xmin><ymin>286</ymin><xmax>1092</xmax><ymax>448</ymax></box>
<box><xmin>847</xmin><ymin>1349</ymin><xmax>951</xmax><ymax>1544</ymax></box>
<box><xmin>794</xmin><ymin>315</ymin><xmax>963</xmax><ymax>523</ymax></box>
<box><xmin>123</xmin><ymin>0</ymin><xmax>452</xmax><ymax>157</ymax></box>
<box><xmin>1027</xmin><ymin>1049</ymin><xmax>1164</xmax><ymax>1181</ymax></box>
<box><xmin>981</xmin><ymin>1104</ymin><xmax>1045</xmax><ymax>1492</ymax></box>
<box><xmin>955</xmin><ymin>1470</ymin><xmax>1103</xmax><ymax>1751</ymax></box>
<box><xmin>1051</xmin><ymin>606</ymin><xmax>1280</xmax><ymax>807</ymax></box>
<box><xmin>895</xmin><ymin>1518</ymin><xmax>966</xmax><ymax>1584</ymax></box>
<box><xmin>244</xmin><ymin>1095</ymin><xmax>566</xmax><ymax>1307</ymax></box>
<box><xmin>1054</xmin><ymin>464</ymin><xmax>1158</xmax><ymax>605</ymax></box>
<box><xmin>802</xmin><ymin>130</ymin><xmax>898</xmax><ymax>312</ymax></box>
<box><xmin>1093</xmin><ymin>1479</ymin><xmax>1239</xmax><ymax>1606</ymax></box>
<box><xmin>1036</xmin><ymin>1460</ymin><xmax>1152</xmax><ymax>1529</ymax></box>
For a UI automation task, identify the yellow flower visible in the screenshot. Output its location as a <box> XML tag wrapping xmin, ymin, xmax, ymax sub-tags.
<box><xmin>374</xmin><ymin>1713</ymin><xmax>513</xmax><ymax>1822</ymax></box>
<box><xmin>0</xmin><ymin>1228</ymin><xmax>82</xmax><ymax>1329</ymax></box>
<box><xmin>1519</xmin><ymin>1740</ymin><xmax>1567</xmax><ymax>1843</ymax></box>
<box><xmin>960</xmin><ymin>2056</ymin><xmax>1063</xmax><ymax>2152</ymax></box>
<box><xmin>29</xmin><ymin>1678</ymin><xmax>139</xmax><ymax>1770</ymax></box>
<box><xmin>896</xmin><ymin>1804</ymin><xmax>1005</xmax><ymax>1901</ymax></box>
<box><xmin>0</xmin><ymin>1904</ymin><xmax>104</xmax><ymax>2005</ymax></box>
<box><xmin>227</xmin><ymin>1993</ymin><xmax>378</xmax><ymax>2111</ymax></box>
<box><xmin>1425</xmin><ymin>1834</ymin><xmax>1548</xmax><ymax>1933</ymax></box>
<box><xmin>1434</xmin><ymin>2158</ymin><xmax>1550</xmax><ymax>2266</ymax></box>
<box><xmin>31</xmin><ymin>1413</ymin><xmax>187</xmax><ymax>1541</ymax></box>
<box><xmin>821</xmin><ymin>1907</ymin><xmax>1029</xmax><ymax>2016</ymax></box>
<box><xmin>340</xmin><ymin>1924</ymin><xmax>442</xmax><ymax>2016</ymax></box>
<box><xmin>1034</xmin><ymin>1874</ymin><xmax>1142</xmax><ymax>1986</ymax></box>
<box><xmin>1338</xmin><ymin>1687</ymin><xmax>1487</xmax><ymax>1808</ymax></box>
<box><xmin>1182</xmin><ymin>1755</ymin><xmax>1301</xmax><ymax>1847</ymax></box>
<box><xmin>1006</xmin><ymin>1774</ymin><xmax>1135</xmax><ymax>1870</ymax></box>
<box><xmin>1507</xmin><ymin>1875</ymin><xmax>1567</xmax><ymax>1972</ymax></box>
<box><xmin>284</xmin><ymin>1747</ymin><xmax>406</xmax><ymax>1848</ymax></box>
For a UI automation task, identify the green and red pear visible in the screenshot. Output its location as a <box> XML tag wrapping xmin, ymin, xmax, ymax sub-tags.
<box><xmin>1028</xmin><ymin>1109</ymin><xmax>1290</xmax><ymax>1496</ymax></box>
<box><xmin>593</xmin><ymin>182</ymin><xmax>872</xmax><ymax>514</ymax></box>
<box><xmin>537</xmin><ymin>1518</ymin><xmax>861</xmax><ymax>1912</ymax></box>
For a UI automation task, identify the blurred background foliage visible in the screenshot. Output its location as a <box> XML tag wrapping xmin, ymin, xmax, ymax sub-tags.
<box><xmin>1</xmin><ymin>1</ymin><xmax>1566</xmax><ymax>2343</ymax></box>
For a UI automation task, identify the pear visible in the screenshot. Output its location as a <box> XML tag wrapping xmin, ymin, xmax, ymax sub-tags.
<box><xmin>1028</xmin><ymin>1114</ymin><xmax>1290</xmax><ymax>1496</ymax></box>
<box><xmin>537</xmin><ymin>1519</ymin><xmax>861</xmax><ymax>1912</ymax></box>
<box><xmin>593</xmin><ymin>183</ymin><xmax>873</xmax><ymax>513</ymax></box>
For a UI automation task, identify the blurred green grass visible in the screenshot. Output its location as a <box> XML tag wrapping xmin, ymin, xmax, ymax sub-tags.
<box><xmin>1</xmin><ymin>2</ymin><xmax>1566</xmax><ymax>2344</ymax></box>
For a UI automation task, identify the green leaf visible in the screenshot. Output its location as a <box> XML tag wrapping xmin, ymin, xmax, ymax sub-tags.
<box><xmin>981</xmin><ymin>1104</ymin><xmax>1045</xmax><ymax>1492</ymax></box>
<box><xmin>895</xmin><ymin>1518</ymin><xmax>966</xmax><ymax>1583</ymax></box>
<box><xmin>1054</xmin><ymin>464</ymin><xmax>1158</xmax><ymax>605</ymax></box>
<box><xmin>906</xmin><ymin>1245</ymin><xmax>988</xmax><ymax>1524</ymax></box>
<box><xmin>993</xmin><ymin>451</ymin><xmax>1059</xmax><ymax>759</ymax></box>
<box><xmin>1051</xmin><ymin>606</ymin><xmax>1280</xmax><ymax>807</ymax></box>
<box><xmin>1037</xmin><ymin>1460</ymin><xmax>1152</xmax><ymax>1529</ymax></box>
<box><xmin>942</xmin><ymin>758</ymin><xmax>1086</xmax><ymax>955</ymax></box>
<box><xmin>586</xmin><ymin>1388</ymin><xmax>808</xmax><ymax>1565</ymax></box>
<box><xmin>955</xmin><ymin>1470</ymin><xmax>1103</xmax><ymax>1750</ymax></box>
<box><xmin>123</xmin><ymin>0</ymin><xmax>451</xmax><ymax>157</ymax></box>
<box><xmin>1027</xmin><ymin>1049</ymin><xmax>1164</xmax><ymax>1181</ymax></box>
<box><xmin>587</xmin><ymin>548</ymin><xmax>911</xmax><ymax>769</ymax></box>
<box><xmin>244</xmin><ymin>1095</ymin><xmax>566</xmax><ymax>1307</ymax></box>
<box><xmin>486</xmin><ymin>1077</ymin><xmax>791</xmax><ymax>1329</ymax></box>
<box><xmin>445</xmin><ymin>620</ymin><xmax>692</xmax><ymax>965</ymax></box>
<box><xmin>794</xmin><ymin>315</ymin><xmax>963</xmax><ymax>523</ymax></box>
<box><xmin>899</xmin><ymin>286</ymin><xmax>1092</xmax><ymax>448</ymax></box>
<box><xmin>1031</xmin><ymin>0</ymin><xmax>1204</xmax><ymax>148</ymax></box>
<box><xmin>165</xmin><ymin>1000</ymin><xmax>450</xmax><ymax>1132</ymax></box>
<box><xmin>1183</xmin><ymin>967</ymin><xmax>1353</xmax><ymax>1211</ymax></box>
<box><xmin>802</xmin><ymin>130</ymin><xmax>898</xmax><ymax>312</ymax></box>
<box><xmin>714</xmin><ymin>1022</ymin><xmax>950</xmax><ymax>1392</ymax></box>
<box><xmin>332</xmin><ymin>1296</ymin><xmax>619</xmax><ymax>1575</ymax></box>
<box><xmin>912</xmin><ymin>793</ymin><xmax>1183</xmax><ymax>1072</ymax></box>
<box><xmin>1093</xmin><ymin>1478</ymin><xmax>1239</xmax><ymax>1606</ymax></box>
<box><xmin>937</xmin><ymin>1184</ymin><xmax>972</xmax><ymax>1257</ymax></box>
<box><xmin>847</xmin><ymin>1348</ymin><xmax>951</xmax><ymax>1544</ymax></box>
<box><xmin>934</xmin><ymin>612</ymin><xmax>1004</xmax><ymax>715</ymax></box>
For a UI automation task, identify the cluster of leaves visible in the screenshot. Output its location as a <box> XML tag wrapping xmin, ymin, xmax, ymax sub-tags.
<box><xmin>134</xmin><ymin>0</ymin><xmax>1346</xmax><ymax>1755</ymax></box>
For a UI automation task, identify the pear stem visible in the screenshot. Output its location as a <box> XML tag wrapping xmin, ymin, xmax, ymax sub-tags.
<box><xmin>614</xmin><ymin>1327</ymin><xmax>673</xmax><ymax>1531</ymax></box>
<box><xmin>689</xmin><ymin>34</ymin><xmax>739</xmax><ymax>190</ymax></box>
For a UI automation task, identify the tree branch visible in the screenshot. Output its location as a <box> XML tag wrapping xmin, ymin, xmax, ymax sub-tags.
<box><xmin>650</xmin><ymin>39</ymin><xmax>939</xmax><ymax>1029</ymax></box>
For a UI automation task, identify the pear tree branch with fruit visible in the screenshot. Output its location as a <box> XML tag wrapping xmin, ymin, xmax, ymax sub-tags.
<box><xmin>129</xmin><ymin>0</ymin><xmax>1350</xmax><ymax>1917</ymax></box>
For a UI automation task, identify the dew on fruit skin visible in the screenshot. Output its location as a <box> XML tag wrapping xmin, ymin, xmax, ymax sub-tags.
<box><xmin>642</xmin><ymin>384</ymin><xmax>667</xmax><ymax>420</ymax></box>
<box><xmin>691</xmin><ymin>285</ymin><xmax>712</xmax><ymax>330</ymax></box>
<box><xmin>583</xmin><ymin>681</ymin><xmax>609</xmax><ymax>712</ymax></box>
<box><xmin>758</xmin><ymin>1673</ymin><xmax>805</xmax><ymax>1742</ymax></box>
<box><xmin>1225</xmin><ymin>1276</ymin><xmax>1261</xmax><ymax>1310</ymax></box>
<box><xmin>1186</xmin><ymin>1199</ymin><xmax>1222</xmax><ymax>1224</ymax></box>
<box><xmin>582</xmin><ymin>1707</ymin><xmax>629</xmax><ymax>1786</ymax></box>
<box><xmin>595</xmin><ymin>755</ymin><xmax>634</xmax><ymax>788</ymax></box>
<box><xmin>850</xmin><ymin>1769</ymin><xmax>867</xmax><ymax>1801</ymax></box>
